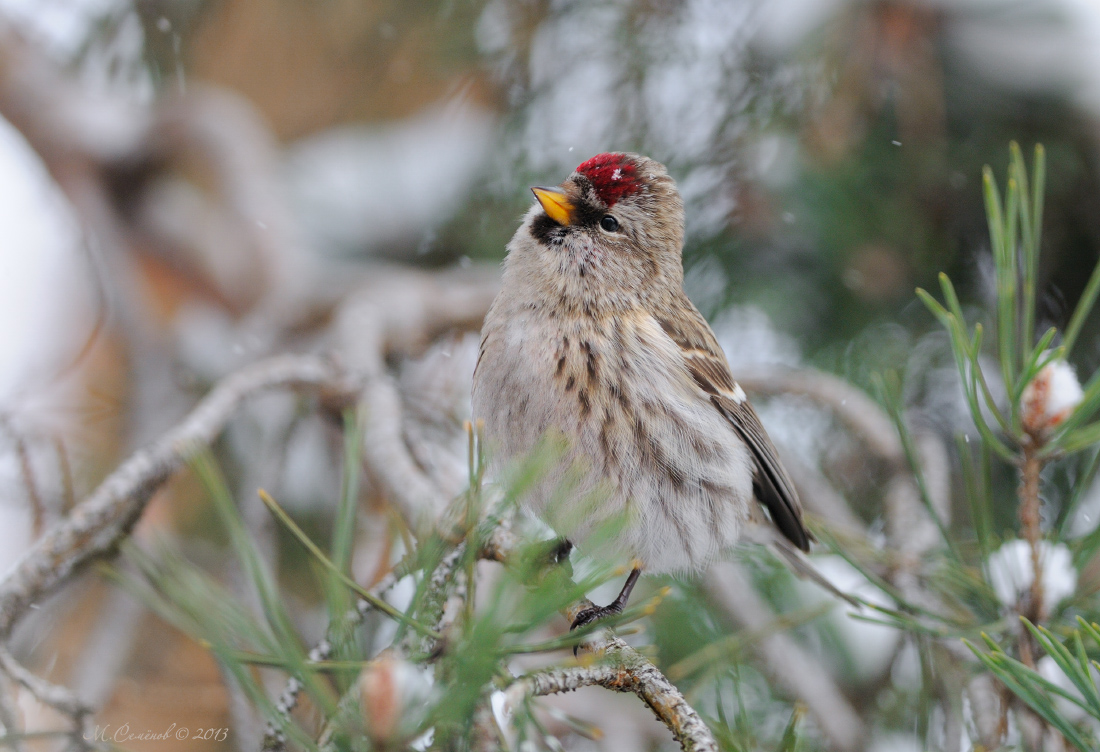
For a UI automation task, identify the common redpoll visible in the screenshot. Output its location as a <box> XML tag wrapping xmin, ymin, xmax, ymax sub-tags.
<box><xmin>472</xmin><ymin>153</ymin><xmax>811</xmax><ymax>631</ymax></box>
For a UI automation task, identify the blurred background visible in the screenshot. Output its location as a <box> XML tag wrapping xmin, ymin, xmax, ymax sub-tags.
<box><xmin>4</xmin><ymin>0</ymin><xmax>1100</xmax><ymax>750</ymax></box>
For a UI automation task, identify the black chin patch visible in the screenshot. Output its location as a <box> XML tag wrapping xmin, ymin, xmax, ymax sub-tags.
<box><xmin>531</xmin><ymin>213</ymin><xmax>565</xmax><ymax>245</ymax></box>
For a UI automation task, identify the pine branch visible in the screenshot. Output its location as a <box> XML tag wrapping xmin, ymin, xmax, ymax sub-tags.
<box><xmin>487</xmin><ymin>527</ymin><xmax>719</xmax><ymax>752</ymax></box>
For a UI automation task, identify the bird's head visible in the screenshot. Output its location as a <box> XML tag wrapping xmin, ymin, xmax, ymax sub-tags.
<box><xmin>505</xmin><ymin>153</ymin><xmax>685</xmax><ymax>312</ymax></box>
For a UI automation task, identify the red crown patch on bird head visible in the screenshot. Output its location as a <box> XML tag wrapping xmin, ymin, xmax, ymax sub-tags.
<box><xmin>576</xmin><ymin>153</ymin><xmax>641</xmax><ymax>208</ymax></box>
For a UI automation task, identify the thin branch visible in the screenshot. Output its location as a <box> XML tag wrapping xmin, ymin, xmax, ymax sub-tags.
<box><xmin>0</xmin><ymin>673</ymin><xmax>23</xmax><ymax>752</ymax></box>
<box><xmin>486</xmin><ymin>525</ymin><xmax>718</xmax><ymax>752</ymax></box>
<box><xmin>2</xmin><ymin>426</ymin><xmax>46</xmax><ymax>538</ymax></box>
<box><xmin>0</xmin><ymin>646</ymin><xmax>90</xmax><ymax>744</ymax></box>
<box><xmin>52</xmin><ymin>436</ymin><xmax>75</xmax><ymax>514</ymax></box>
<box><xmin>0</xmin><ymin>354</ymin><xmax>353</xmax><ymax>640</ymax></box>
<box><xmin>261</xmin><ymin>570</ymin><xmax>405</xmax><ymax>751</ymax></box>
<box><xmin>735</xmin><ymin>367</ymin><xmax>904</xmax><ymax>465</ymax></box>
<box><xmin>148</xmin><ymin>87</ymin><xmax>302</xmax><ymax>314</ymax></box>
<box><xmin>1020</xmin><ymin>446</ymin><xmax>1045</xmax><ymax>625</ymax></box>
<box><xmin>516</xmin><ymin>645</ymin><xmax>717</xmax><ymax>752</ymax></box>
<box><xmin>360</xmin><ymin>375</ymin><xmax>450</xmax><ymax>533</ymax></box>
<box><xmin>335</xmin><ymin>267</ymin><xmax>499</xmax><ymax>534</ymax></box>
<box><xmin>426</xmin><ymin>546</ymin><xmax>469</xmax><ymax>636</ymax></box>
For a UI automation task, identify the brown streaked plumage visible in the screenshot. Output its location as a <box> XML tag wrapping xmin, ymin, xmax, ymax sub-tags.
<box><xmin>472</xmin><ymin>153</ymin><xmax>813</xmax><ymax>631</ymax></box>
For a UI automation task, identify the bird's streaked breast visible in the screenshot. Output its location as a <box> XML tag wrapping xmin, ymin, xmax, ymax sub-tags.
<box><xmin>472</xmin><ymin>303</ymin><xmax>754</xmax><ymax>573</ymax></box>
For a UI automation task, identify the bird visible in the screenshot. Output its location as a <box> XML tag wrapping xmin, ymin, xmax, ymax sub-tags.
<box><xmin>471</xmin><ymin>152</ymin><xmax>814</xmax><ymax>634</ymax></box>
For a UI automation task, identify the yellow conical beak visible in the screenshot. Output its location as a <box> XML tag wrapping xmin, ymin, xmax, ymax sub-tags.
<box><xmin>531</xmin><ymin>186</ymin><xmax>574</xmax><ymax>225</ymax></box>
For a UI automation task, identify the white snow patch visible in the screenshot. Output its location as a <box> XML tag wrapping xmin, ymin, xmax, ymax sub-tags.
<box><xmin>987</xmin><ymin>539</ymin><xmax>1077</xmax><ymax>613</ymax></box>
<box><xmin>0</xmin><ymin>118</ymin><xmax>87</xmax><ymax>406</ymax></box>
<box><xmin>1021</xmin><ymin>356</ymin><xmax>1083</xmax><ymax>435</ymax></box>
<box><xmin>285</xmin><ymin>101</ymin><xmax>496</xmax><ymax>256</ymax></box>
<box><xmin>714</xmin><ymin>305</ymin><xmax>801</xmax><ymax>370</ymax></box>
<box><xmin>795</xmin><ymin>554</ymin><xmax>900</xmax><ymax>683</ymax></box>
<box><xmin>1038</xmin><ymin>655</ymin><xmax>1096</xmax><ymax>724</ymax></box>
<box><xmin>867</xmin><ymin>732</ymin><xmax>923</xmax><ymax>752</ymax></box>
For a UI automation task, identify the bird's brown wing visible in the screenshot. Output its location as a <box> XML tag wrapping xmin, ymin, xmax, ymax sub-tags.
<box><xmin>656</xmin><ymin>305</ymin><xmax>812</xmax><ymax>552</ymax></box>
<box><xmin>710</xmin><ymin>392</ymin><xmax>811</xmax><ymax>551</ymax></box>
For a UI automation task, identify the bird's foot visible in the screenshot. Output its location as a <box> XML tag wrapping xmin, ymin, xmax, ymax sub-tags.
<box><xmin>568</xmin><ymin>567</ymin><xmax>641</xmax><ymax>656</ymax></box>
<box><xmin>569</xmin><ymin>602</ymin><xmax>623</xmax><ymax>656</ymax></box>
<box><xmin>570</xmin><ymin>602</ymin><xmax>623</xmax><ymax>631</ymax></box>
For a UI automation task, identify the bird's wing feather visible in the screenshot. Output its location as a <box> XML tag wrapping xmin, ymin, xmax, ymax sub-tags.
<box><xmin>655</xmin><ymin>304</ymin><xmax>812</xmax><ymax>552</ymax></box>
<box><xmin>711</xmin><ymin>393</ymin><xmax>811</xmax><ymax>551</ymax></box>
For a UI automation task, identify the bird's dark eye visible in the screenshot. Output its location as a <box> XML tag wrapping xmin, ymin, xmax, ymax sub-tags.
<box><xmin>600</xmin><ymin>215</ymin><xmax>620</xmax><ymax>232</ymax></box>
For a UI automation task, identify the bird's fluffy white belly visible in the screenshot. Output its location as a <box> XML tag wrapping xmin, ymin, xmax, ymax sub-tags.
<box><xmin>473</xmin><ymin>310</ymin><xmax>753</xmax><ymax>573</ymax></box>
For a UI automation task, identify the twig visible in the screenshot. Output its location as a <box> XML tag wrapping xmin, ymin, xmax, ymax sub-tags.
<box><xmin>1013</xmin><ymin>442</ymin><xmax>1048</xmax><ymax>744</ymax></box>
<box><xmin>261</xmin><ymin>639</ymin><xmax>329</xmax><ymax>752</ymax></box>
<box><xmin>261</xmin><ymin>570</ymin><xmax>401</xmax><ymax>751</ymax></box>
<box><xmin>399</xmin><ymin>545</ymin><xmax>467</xmax><ymax>660</ymax></box>
<box><xmin>516</xmin><ymin>645</ymin><xmax>717</xmax><ymax>752</ymax></box>
<box><xmin>1019</xmin><ymin>445</ymin><xmax>1045</xmax><ymax>625</ymax></box>
<box><xmin>0</xmin><ymin>646</ymin><xmax>90</xmax><ymax>745</ymax></box>
<box><xmin>485</xmin><ymin>523</ymin><xmax>718</xmax><ymax>752</ymax></box>
<box><xmin>335</xmin><ymin>267</ymin><xmax>499</xmax><ymax>534</ymax></box>
<box><xmin>148</xmin><ymin>87</ymin><xmax>301</xmax><ymax>314</ymax></box>
<box><xmin>0</xmin><ymin>20</ymin><xmax>146</xmax><ymax>167</ymax></box>
<box><xmin>0</xmin><ymin>354</ymin><xmax>353</xmax><ymax>640</ymax></box>
<box><xmin>360</xmin><ymin>375</ymin><xmax>449</xmax><ymax>533</ymax></box>
<box><xmin>0</xmin><ymin>672</ymin><xmax>23</xmax><ymax>752</ymax></box>
<box><xmin>9</xmin><ymin>430</ymin><xmax>45</xmax><ymax>537</ymax></box>
<box><xmin>735</xmin><ymin>367</ymin><xmax>904</xmax><ymax>465</ymax></box>
<box><xmin>53</xmin><ymin>436</ymin><xmax>75</xmax><ymax>514</ymax></box>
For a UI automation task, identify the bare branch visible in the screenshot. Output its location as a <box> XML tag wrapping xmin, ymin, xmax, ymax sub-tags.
<box><xmin>0</xmin><ymin>645</ymin><xmax>90</xmax><ymax>743</ymax></box>
<box><xmin>52</xmin><ymin>437</ymin><xmax>75</xmax><ymax>514</ymax></box>
<box><xmin>0</xmin><ymin>354</ymin><xmax>352</xmax><ymax>640</ymax></box>
<box><xmin>261</xmin><ymin>570</ymin><xmax>401</xmax><ymax>751</ymax></box>
<box><xmin>0</xmin><ymin>423</ymin><xmax>47</xmax><ymax>537</ymax></box>
<box><xmin>1019</xmin><ymin>447</ymin><xmax>1045</xmax><ymax>625</ymax></box>
<box><xmin>516</xmin><ymin>644</ymin><xmax>717</xmax><ymax>752</ymax></box>
<box><xmin>0</xmin><ymin>673</ymin><xmax>23</xmax><ymax>752</ymax></box>
<box><xmin>147</xmin><ymin>88</ymin><xmax>303</xmax><ymax>312</ymax></box>
<box><xmin>0</xmin><ymin>20</ymin><xmax>147</xmax><ymax>171</ymax></box>
<box><xmin>484</xmin><ymin>524</ymin><xmax>718</xmax><ymax>752</ymax></box>
<box><xmin>361</xmin><ymin>375</ymin><xmax>449</xmax><ymax>533</ymax></box>
<box><xmin>735</xmin><ymin>367</ymin><xmax>903</xmax><ymax>465</ymax></box>
<box><xmin>335</xmin><ymin>267</ymin><xmax>499</xmax><ymax>531</ymax></box>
